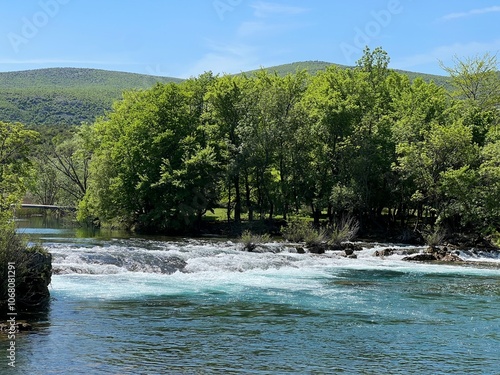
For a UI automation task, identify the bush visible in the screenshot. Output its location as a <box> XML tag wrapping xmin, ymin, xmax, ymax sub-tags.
<box><xmin>240</xmin><ymin>230</ymin><xmax>271</xmax><ymax>251</ymax></box>
<box><xmin>282</xmin><ymin>216</ymin><xmax>359</xmax><ymax>250</ymax></box>
<box><xmin>492</xmin><ymin>232</ymin><xmax>500</xmax><ymax>248</ymax></box>
<box><xmin>0</xmin><ymin>228</ymin><xmax>52</xmax><ymax>314</ymax></box>
<box><xmin>422</xmin><ymin>227</ymin><xmax>446</xmax><ymax>248</ymax></box>
<box><xmin>282</xmin><ymin>220</ymin><xmax>318</xmax><ymax>243</ymax></box>
<box><xmin>304</xmin><ymin>227</ymin><xmax>328</xmax><ymax>247</ymax></box>
<box><xmin>327</xmin><ymin>215</ymin><xmax>360</xmax><ymax>248</ymax></box>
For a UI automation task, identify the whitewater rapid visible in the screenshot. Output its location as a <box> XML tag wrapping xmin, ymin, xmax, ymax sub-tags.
<box><xmin>44</xmin><ymin>238</ymin><xmax>500</xmax><ymax>300</ymax></box>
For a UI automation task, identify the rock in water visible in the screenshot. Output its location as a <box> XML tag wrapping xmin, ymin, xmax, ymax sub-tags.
<box><xmin>402</xmin><ymin>246</ymin><xmax>464</xmax><ymax>262</ymax></box>
<box><xmin>402</xmin><ymin>253</ymin><xmax>437</xmax><ymax>262</ymax></box>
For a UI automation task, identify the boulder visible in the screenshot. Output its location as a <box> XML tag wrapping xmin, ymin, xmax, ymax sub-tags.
<box><xmin>344</xmin><ymin>248</ymin><xmax>355</xmax><ymax>256</ymax></box>
<box><xmin>402</xmin><ymin>253</ymin><xmax>437</xmax><ymax>261</ymax></box>
<box><xmin>307</xmin><ymin>243</ymin><xmax>327</xmax><ymax>254</ymax></box>
<box><xmin>403</xmin><ymin>246</ymin><xmax>464</xmax><ymax>262</ymax></box>
<box><xmin>440</xmin><ymin>252</ymin><xmax>463</xmax><ymax>262</ymax></box>
<box><xmin>374</xmin><ymin>248</ymin><xmax>396</xmax><ymax>257</ymax></box>
<box><xmin>16</xmin><ymin>249</ymin><xmax>52</xmax><ymax>311</ymax></box>
<box><xmin>341</xmin><ymin>242</ymin><xmax>363</xmax><ymax>251</ymax></box>
<box><xmin>295</xmin><ymin>247</ymin><xmax>305</xmax><ymax>254</ymax></box>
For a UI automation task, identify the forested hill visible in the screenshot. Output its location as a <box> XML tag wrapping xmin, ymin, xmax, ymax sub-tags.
<box><xmin>0</xmin><ymin>68</ymin><xmax>183</xmax><ymax>89</ymax></box>
<box><xmin>0</xmin><ymin>68</ymin><xmax>181</xmax><ymax>127</ymax></box>
<box><xmin>0</xmin><ymin>64</ymin><xmax>449</xmax><ymax>127</ymax></box>
<box><xmin>246</xmin><ymin>61</ymin><xmax>347</xmax><ymax>76</ymax></box>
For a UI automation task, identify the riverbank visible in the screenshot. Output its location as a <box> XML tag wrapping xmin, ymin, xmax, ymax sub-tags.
<box><xmin>0</xmin><ymin>229</ymin><xmax>52</xmax><ymax>319</ymax></box>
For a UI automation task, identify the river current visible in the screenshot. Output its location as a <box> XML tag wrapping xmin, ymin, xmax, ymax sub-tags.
<box><xmin>2</xmin><ymin>219</ymin><xmax>500</xmax><ymax>374</ymax></box>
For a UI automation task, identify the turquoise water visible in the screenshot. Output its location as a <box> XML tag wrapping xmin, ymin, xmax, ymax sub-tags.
<box><xmin>3</xmin><ymin>222</ymin><xmax>500</xmax><ymax>374</ymax></box>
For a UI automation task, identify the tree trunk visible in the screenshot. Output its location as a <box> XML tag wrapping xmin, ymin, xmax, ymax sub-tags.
<box><xmin>234</xmin><ymin>175</ymin><xmax>241</xmax><ymax>223</ymax></box>
<box><xmin>245</xmin><ymin>172</ymin><xmax>253</xmax><ymax>222</ymax></box>
<box><xmin>312</xmin><ymin>204</ymin><xmax>321</xmax><ymax>227</ymax></box>
<box><xmin>226</xmin><ymin>184</ymin><xmax>231</xmax><ymax>223</ymax></box>
<box><xmin>327</xmin><ymin>203</ymin><xmax>333</xmax><ymax>223</ymax></box>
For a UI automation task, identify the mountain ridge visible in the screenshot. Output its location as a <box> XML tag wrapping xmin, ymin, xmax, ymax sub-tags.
<box><xmin>0</xmin><ymin>62</ymin><xmax>450</xmax><ymax>127</ymax></box>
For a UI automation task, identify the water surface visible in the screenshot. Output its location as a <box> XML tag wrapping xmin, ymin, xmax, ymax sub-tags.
<box><xmin>2</xmin><ymin>218</ymin><xmax>499</xmax><ymax>374</ymax></box>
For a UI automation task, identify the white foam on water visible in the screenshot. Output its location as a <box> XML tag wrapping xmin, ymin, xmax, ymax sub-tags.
<box><xmin>47</xmin><ymin>239</ymin><xmax>500</xmax><ymax>300</ymax></box>
<box><xmin>458</xmin><ymin>249</ymin><xmax>500</xmax><ymax>263</ymax></box>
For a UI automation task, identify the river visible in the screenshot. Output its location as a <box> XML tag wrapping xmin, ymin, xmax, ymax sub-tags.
<box><xmin>2</xmin><ymin>216</ymin><xmax>500</xmax><ymax>374</ymax></box>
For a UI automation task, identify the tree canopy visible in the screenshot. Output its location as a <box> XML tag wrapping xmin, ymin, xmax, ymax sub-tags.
<box><xmin>18</xmin><ymin>48</ymin><xmax>500</xmax><ymax>239</ymax></box>
<box><xmin>0</xmin><ymin>121</ymin><xmax>38</xmax><ymax>225</ymax></box>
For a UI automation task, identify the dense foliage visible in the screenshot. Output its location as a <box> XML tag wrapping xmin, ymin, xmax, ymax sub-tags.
<box><xmin>0</xmin><ymin>121</ymin><xmax>51</xmax><ymax>314</ymax></box>
<box><xmin>76</xmin><ymin>77</ymin><xmax>223</xmax><ymax>231</ymax></box>
<box><xmin>0</xmin><ymin>121</ymin><xmax>38</xmax><ymax>221</ymax></box>
<box><xmin>70</xmin><ymin>48</ymin><xmax>499</xmax><ymax>239</ymax></box>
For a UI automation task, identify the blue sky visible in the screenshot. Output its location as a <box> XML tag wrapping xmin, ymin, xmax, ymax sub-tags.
<box><xmin>1</xmin><ymin>0</ymin><xmax>499</xmax><ymax>78</ymax></box>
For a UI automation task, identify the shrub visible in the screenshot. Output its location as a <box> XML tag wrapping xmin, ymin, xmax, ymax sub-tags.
<box><xmin>240</xmin><ymin>230</ymin><xmax>271</xmax><ymax>251</ymax></box>
<box><xmin>0</xmin><ymin>228</ymin><xmax>52</xmax><ymax>314</ymax></box>
<box><xmin>492</xmin><ymin>232</ymin><xmax>500</xmax><ymax>248</ymax></box>
<box><xmin>304</xmin><ymin>227</ymin><xmax>328</xmax><ymax>247</ymax></box>
<box><xmin>327</xmin><ymin>215</ymin><xmax>360</xmax><ymax>248</ymax></box>
<box><xmin>423</xmin><ymin>227</ymin><xmax>446</xmax><ymax>248</ymax></box>
<box><xmin>282</xmin><ymin>220</ymin><xmax>318</xmax><ymax>243</ymax></box>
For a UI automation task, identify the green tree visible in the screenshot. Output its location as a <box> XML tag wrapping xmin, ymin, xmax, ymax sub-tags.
<box><xmin>389</xmin><ymin>76</ymin><xmax>449</xmax><ymax>224</ymax></box>
<box><xmin>396</xmin><ymin>119</ymin><xmax>478</xmax><ymax>229</ymax></box>
<box><xmin>27</xmin><ymin>157</ymin><xmax>60</xmax><ymax>205</ymax></box>
<box><xmin>440</xmin><ymin>53</ymin><xmax>500</xmax><ymax>145</ymax></box>
<box><xmin>205</xmin><ymin>74</ymin><xmax>249</xmax><ymax>222</ymax></box>
<box><xmin>440</xmin><ymin>53</ymin><xmax>500</xmax><ymax>110</ymax></box>
<box><xmin>477</xmin><ymin>141</ymin><xmax>500</xmax><ymax>231</ymax></box>
<box><xmin>348</xmin><ymin>47</ymin><xmax>394</xmax><ymax>221</ymax></box>
<box><xmin>301</xmin><ymin>65</ymin><xmax>356</xmax><ymax>225</ymax></box>
<box><xmin>79</xmin><ymin>79</ymin><xmax>222</xmax><ymax>232</ymax></box>
<box><xmin>0</xmin><ymin>121</ymin><xmax>38</xmax><ymax>225</ymax></box>
<box><xmin>0</xmin><ymin>122</ymin><xmax>51</xmax><ymax>315</ymax></box>
<box><xmin>299</xmin><ymin>47</ymin><xmax>396</xmax><ymax>226</ymax></box>
<box><xmin>241</xmin><ymin>70</ymin><xmax>308</xmax><ymax>220</ymax></box>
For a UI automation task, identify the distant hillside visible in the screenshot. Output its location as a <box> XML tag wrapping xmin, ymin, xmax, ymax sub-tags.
<box><xmin>0</xmin><ymin>68</ymin><xmax>181</xmax><ymax>126</ymax></box>
<box><xmin>245</xmin><ymin>61</ymin><xmax>347</xmax><ymax>76</ymax></box>
<box><xmin>0</xmin><ymin>64</ymin><xmax>451</xmax><ymax>127</ymax></box>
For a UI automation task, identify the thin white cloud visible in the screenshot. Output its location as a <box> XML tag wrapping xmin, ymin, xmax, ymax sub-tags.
<box><xmin>251</xmin><ymin>1</ymin><xmax>308</xmax><ymax>18</ymax></box>
<box><xmin>181</xmin><ymin>41</ymin><xmax>263</xmax><ymax>78</ymax></box>
<box><xmin>0</xmin><ymin>58</ymin><xmax>132</xmax><ymax>65</ymax></box>
<box><xmin>238</xmin><ymin>21</ymin><xmax>272</xmax><ymax>37</ymax></box>
<box><xmin>441</xmin><ymin>6</ymin><xmax>500</xmax><ymax>21</ymax></box>
<box><xmin>393</xmin><ymin>39</ymin><xmax>500</xmax><ymax>71</ymax></box>
<box><xmin>237</xmin><ymin>20</ymin><xmax>302</xmax><ymax>37</ymax></box>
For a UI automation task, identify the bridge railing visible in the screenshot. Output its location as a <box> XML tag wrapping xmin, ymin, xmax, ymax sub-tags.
<box><xmin>12</xmin><ymin>204</ymin><xmax>77</xmax><ymax>212</ymax></box>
